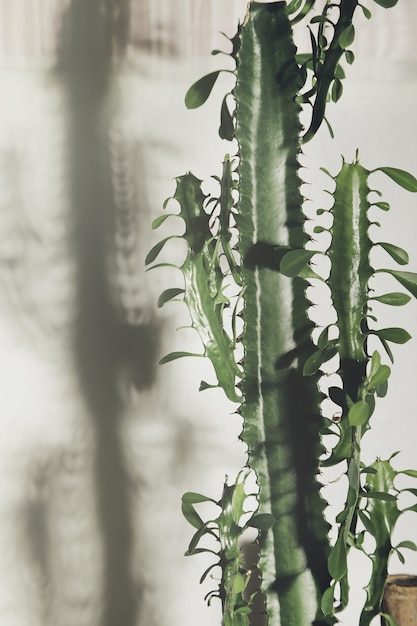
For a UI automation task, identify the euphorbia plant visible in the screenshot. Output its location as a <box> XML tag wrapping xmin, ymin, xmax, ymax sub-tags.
<box><xmin>147</xmin><ymin>1</ymin><xmax>417</xmax><ymax>624</ymax></box>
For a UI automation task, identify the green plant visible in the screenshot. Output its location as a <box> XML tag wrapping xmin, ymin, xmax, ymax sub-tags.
<box><xmin>147</xmin><ymin>1</ymin><xmax>417</xmax><ymax>624</ymax></box>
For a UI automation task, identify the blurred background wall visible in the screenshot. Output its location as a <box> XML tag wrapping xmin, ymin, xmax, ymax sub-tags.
<box><xmin>0</xmin><ymin>2</ymin><xmax>416</xmax><ymax>626</ymax></box>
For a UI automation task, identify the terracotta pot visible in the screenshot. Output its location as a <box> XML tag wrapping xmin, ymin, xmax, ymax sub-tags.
<box><xmin>381</xmin><ymin>575</ymin><xmax>417</xmax><ymax>626</ymax></box>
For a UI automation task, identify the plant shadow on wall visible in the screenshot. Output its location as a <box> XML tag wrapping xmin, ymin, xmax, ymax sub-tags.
<box><xmin>56</xmin><ymin>1</ymin><xmax>160</xmax><ymax>625</ymax></box>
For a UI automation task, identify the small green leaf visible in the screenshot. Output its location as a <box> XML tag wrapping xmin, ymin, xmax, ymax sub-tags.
<box><xmin>286</xmin><ymin>0</ymin><xmax>303</xmax><ymax>14</ymax></box>
<box><xmin>376</xmin><ymin>327</ymin><xmax>412</xmax><ymax>344</ymax></box>
<box><xmin>396</xmin><ymin>540</ymin><xmax>417</xmax><ymax>551</ymax></box>
<box><xmin>182</xmin><ymin>501</ymin><xmax>205</xmax><ymax>529</ymax></box>
<box><xmin>335</xmin><ymin>64</ymin><xmax>346</xmax><ymax>80</ymax></box>
<box><xmin>370</xmin><ymin>292</ymin><xmax>411</xmax><ymax>306</ymax></box>
<box><xmin>145</xmin><ymin>236</ymin><xmax>176</xmax><ymax>265</ymax></box>
<box><xmin>303</xmin><ymin>347</ymin><xmax>337</xmax><ymax>376</ymax></box>
<box><xmin>321</xmin><ymin>585</ymin><xmax>335</xmax><ymax>616</ymax></box>
<box><xmin>395</xmin><ymin>540</ymin><xmax>417</xmax><ymax>552</ymax></box>
<box><xmin>279</xmin><ymin>249</ymin><xmax>316</xmax><ymax>277</ymax></box>
<box><xmin>182</xmin><ymin>492</ymin><xmax>217</xmax><ymax>505</ymax></box>
<box><xmin>369</xmin><ymin>350</ymin><xmax>381</xmax><ymax>379</ymax></box>
<box><xmin>376</xmin><ymin>380</ymin><xmax>388</xmax><ymax>398</ymax></box>
<box><xmin>401</xmin><ymin>469</ymin><xmax>417</xmax><ymax>478</ymax></box>
<box><xmin>223</xmin><ymin>613</ymin><xmax>233</xmax><ymax>626</ymax></box>
<box><xmin>186</xmin><ymin>523</ymin><xmax>216</xmax><ymax>554</ymax></box>
<box><xmin>373</xmin><ymin>201</ymin><xmax>390</xmax><ymax>211</ymax></box>
<box><xmin>345</xmin><ymin>49</ymin><xmax>355</xmax><ymax>65</ymax></box>
<box><xmin>358</xmin><ymin>509</ymin><xmax>376</xmax><ymax>536</ymax></box>
<box><xmin>331</xmin><ymin>78</ymin><xmax>343</xmax><ymax>103</ymax></box>
<box><xmin>396</xmin><ymin>550</ymin><xmax>406</xmax><ymax>564</ymax></box>
<box><xmin>320</xmin><ymin>167</ymin><xmax>334</xmax><ymax>179</ymax></box>
<box><xmin>159</xmin><ymin>351</ymin><xmax>204</xmax><ymax>365</ymax></box>
<box><xmin>157</xmin><ymin>288</ymin><xmax>184</xmax><ymax>308</ymax></box>
<box><xmin>378</xmin><ymin>242</ymin><xmax>409</xmax><ymax>265</ymax></box>
<box><xmin>219</xmin><ymin>94</ymin><xmax>234</xmax><ymax>141</ymax></box>
<box><xmin>348</xmin><ymin>401</ymin><xmax>370</xmax><ymax>426</ymax></box>
<box><xmin>247</xmin><ymin>513</ymin><xmax>275</xmax><ymax>530</ymax></box>
<box><xmin>338</xmin><ymin>24</ymin><xmax>355</xmax><ymax>48</ymax></box>
<box><xmin>361</xmin><ymin>491</ymin><xmax>396</xmax><ymax>501</ymax></box>
<box><xmin>368</xmin><ymin>364</ymin><xmax>391</xmax><ymax>389</ymax></box>
<box><xmin>377</xmin><ymin>166</ymin><xmax>417</xmax><ymax>192</ymax></box>
<box><xmin>328</xmin><ymin>533</ymin><xmax>347</xmax><ymax>580</ymax></box>
<box><xmin>232</xmin><ymin>572</ymin><xmax>246</xmax><ymax>594</ymax></box>
<box><xmin>373</xmin><ymin>0</ymin><xmax>398</xmax><ymax>7</ymax></box>
<box><xmin>151</xmin><ymin>213</ymin><xmax>176</xmax><ymax>229</ymax></box>
<box><xmin>359</xmin><ymin>4</ymin><xmax>372</xmax><ymax>18</ymax></box>
<box><xmin>386</xmin><ymin>270</ymin><xmax>417</xmax><ymax>299</ymax></box>
<box><xmin>185</xmin><ymin>71</ymin><xmax>221</xmax><ymax>109</ymax></box>
<box><xmin>234</xmin><ymin>606</ymin><xmax>252</xmax><ymax>615</ymax></box>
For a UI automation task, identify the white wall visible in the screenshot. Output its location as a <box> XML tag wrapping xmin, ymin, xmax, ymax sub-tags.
<box><xmin>0</xmin><ymin>2</ymin><xmax>416</xmax><ymax>625</ymax></box>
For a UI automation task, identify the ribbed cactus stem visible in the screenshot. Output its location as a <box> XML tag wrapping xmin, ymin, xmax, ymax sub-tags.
<box><xmin>235</xmin><ymin>4</ymin><xmax>331</xmax><ymax>624</ymax></box>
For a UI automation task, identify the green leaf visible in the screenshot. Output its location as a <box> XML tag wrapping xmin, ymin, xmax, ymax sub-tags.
<box><xmin>234</xmin><ymin>606</ymin><xmax>252</xmax><ymax>615</ymax></box>
<box><xmin>348</xmin><ymin>401</ymin><xmax>370</xmax><ymax>426</ymax></box>
<box><xmin>186</xmin><ymin>523</ymin><xmax>216</xmax><ymax>555</ymax></box>
<box><xmin>303</xmin><ymin>347</ymin><xmax>337</xmax><ymax>376</ymax></box>
<box><xmin>151</xmin><ymin>213</ymin><xmax>176</xmax><ymax>229</ymax></box>
<box><xmin>378</xmin><ymin>242</ymin><xmax>409</xmax><ymax>265</ymax></box>
<box><xmin>321</xmin><ymin>584</ymin><xmax>335</xmax><ymax>616</ymax></box>
<box><xmin>223</xmin><ymin>614</ymin><xmax>233</xmax><ymax>626</ymax></box>
<box><xmin>286</xmin><ymin>0</ymin><xmax>303</xmax><ymax>12</ymax></box>
<box><xmin>338</xmin><ymin>24</ymin><xmax>355</xmax><ymax>48</ymax></box>
<box><xmin>320</xmin><ymin>167</ymin><xmax>334</xmax><ymax>179</ymax></box>
<box><xmin>377</xmin><ymin>166</ymin><xmax>417</xmax><ymax>192</ymax></box>
<box><xmin>401</xmin><ymin>469</ymin><xmax>417</xmax><ymax>478</ymax></box>
<box><xmin>328</xmin><ymin>533</ymin><xmax>347</xmax><ymax>581</ymax></box>
<box><xmin>359</xmin><ymin>4</ymin><xmax>372</xmax><ymax>18</ymax></box>
<box><xmin>373</xmin><ymin>201</ymin><xmax>390</xmax><ymax>211</ymax></box>
<box><xmin>386</xmin><ymin>270</ymin><xmax>417</xmax><ymax>298</ymax></box>
<box><xmin>145</xmin><ymin>236</ymin><xmax>176</xmax><ymax>265</ymax></box>
<box><xmin>370</xmin><ymin>292</ymin><xmax>411</xmax><ymax>306</ymax></box>
<box><xmin>279</xmin><ymin>249</ymin><xmax>316</xmax><ymax>277</ymax></box>
<box><xmin>396</xmin><ymin>550</ymin><xmax>405</xmax><ymax>564</ymax></box>
<box><xmin>369</xmin><ymin>350</ymin><xmax>381</xmax><ymax>379</ymax></box>
<box><xmin>182</xmin><ymin>492</ymin><xmax>217</xmax><ymax>505</ymax></box>
<box><xmin>331</xmin><ymin>78</ymin><xmax>343</xmax><ymax>103</ymax></box>
<box><xmin>182</xmin><ymin>501</ymin><xmax>205</xmax><ymax>529</ymax></box>
<box><xmin>159</xmin><ymin>351</ymin><xmax>203</xmax><ymax>365</ymax></box>
<box><xmin>219</xmin><ymin>94</ymin><xmax>234</xmax><ymax>141</ymax></box>
<box><xmin>345</xmin><ymin>49</ymin><xmax>355</xmax><ymax>65</ymax></box>
<box><xmin>396</xmin><ymin>540</ymin><xmax>417</xmax><ymax>551</ymax></box>
<box><xmin>247</xmin><ymin>513</ymin><xmax>275</xmax><ymax>530</ymax></box>
<box><xmin>361</xmin><ymin>491</ymin><xmax>396</xmax><ymax>501</ymax></box>
<box><xmin>157</xmin><ymin>287</ymin><xmax>185</xmax><ymax>308</ymax></box>
<box><xmin>368</xmin><ymin>364</ymin><xmax>391</xmax><ymax>389</ymax></box>
<box><xmin>373</xmin><ymin>0</ymin><xmax>398</xmax><ymax>7</ymax></box>
<box><xmin>376</xmin><ymin>327</ymin><xmax>412</xmax><ymax>344</ymax></box>
<box><xmin>376</xmin><ymin>379</ymin><xmax>388</xmax><ymax>398</ymax></box>
<box><xmin>185</xmin><ymin>71</ymin><xmax>222</xmax><ymax>109</ymax></box>
<box><xmin>232</xmin><ymin>572</ymin><xmax>246</xmax><ymax>594</ymax></box>
<box><xmin>358</xmin><ymin>509</ymin><xmax>376</xmax><ymax>536</ymax></box>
